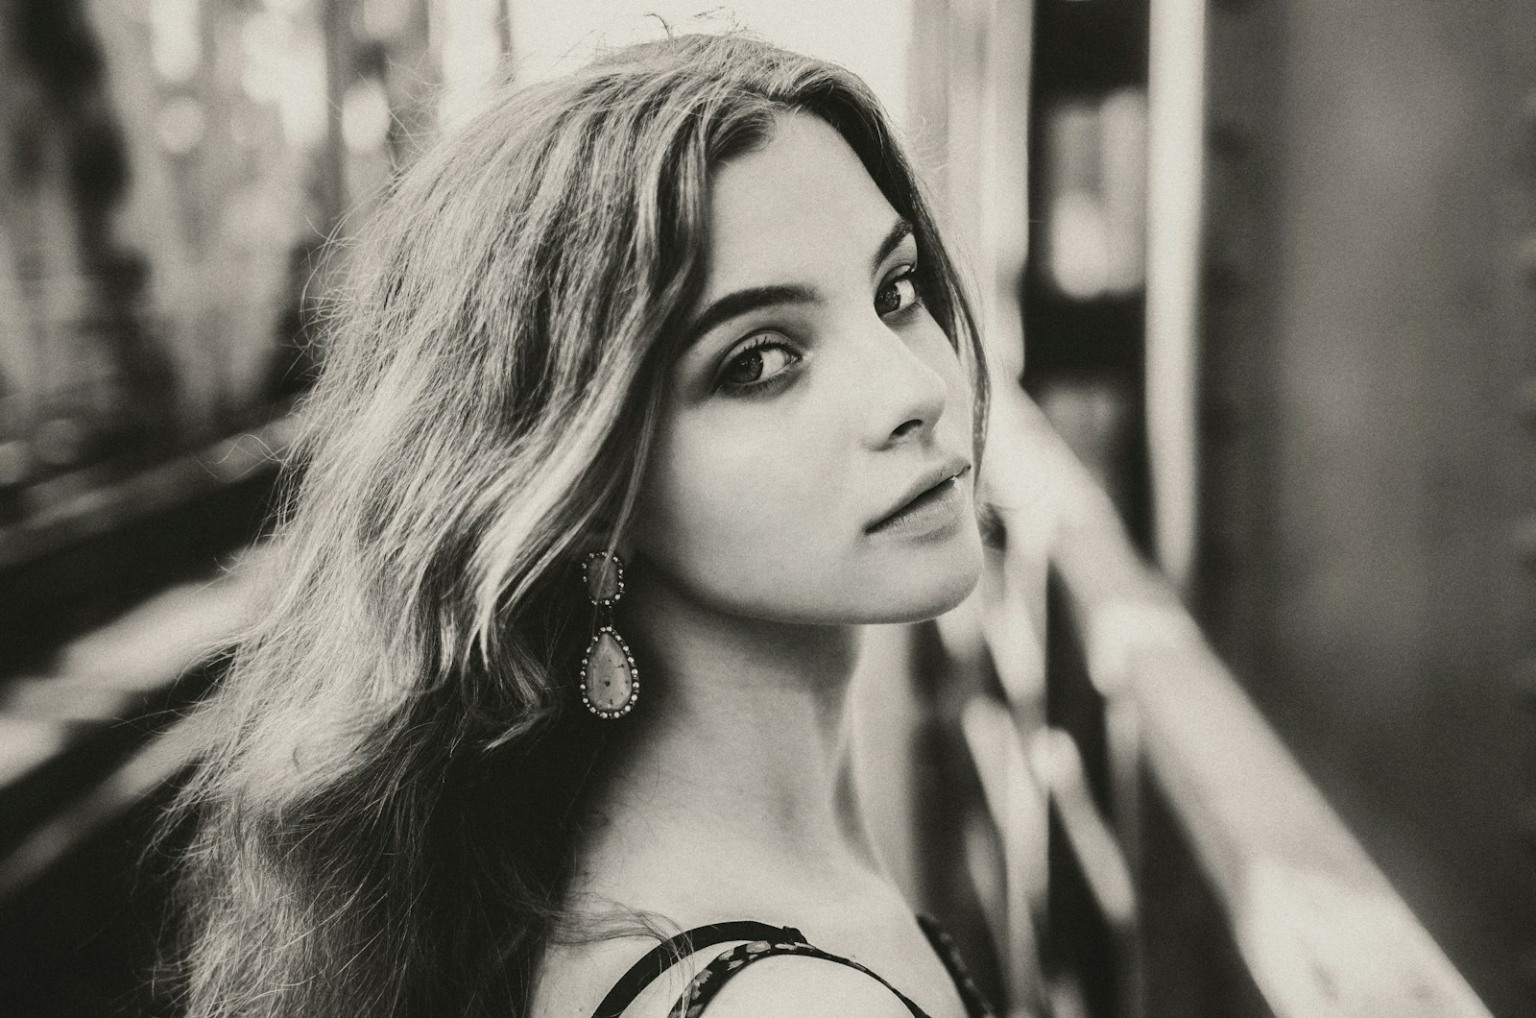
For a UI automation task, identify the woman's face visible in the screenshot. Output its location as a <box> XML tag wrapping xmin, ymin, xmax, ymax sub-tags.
<box><xmin>631</xmin><ymin>112</ymin><xmax>983</xmax><ymax>625</ymax></box>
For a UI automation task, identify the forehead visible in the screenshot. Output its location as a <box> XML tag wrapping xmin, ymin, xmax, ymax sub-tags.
<box><xmin>702</xmin><ymin>113</ymin><xmax>899</xmax><ymax>295</ymax></box>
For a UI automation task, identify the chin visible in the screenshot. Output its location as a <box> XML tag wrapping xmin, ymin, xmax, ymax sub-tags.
<box><xmin>861</xmin><ymin>531</ymin><xmax>985</xmax><ymax>624</ymax></box>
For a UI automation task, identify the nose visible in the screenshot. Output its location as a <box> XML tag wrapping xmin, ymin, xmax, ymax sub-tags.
<box><xmin>854</xmin><ymin>317</ymin><xmax>950</xmax><ymax>449</ymax></box>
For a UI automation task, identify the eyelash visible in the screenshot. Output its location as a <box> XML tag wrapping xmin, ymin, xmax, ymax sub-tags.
<box><xmin>712</xmin><ymin>262</ymin><xmax>927</xmax><ymax>396</ymax></box>
<box><xmin>716</xmin><ymin>333</ymin><xmax>802</xmax><ymax>396</ymax></box>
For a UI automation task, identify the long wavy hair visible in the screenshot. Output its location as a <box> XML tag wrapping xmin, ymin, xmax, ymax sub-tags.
<box><xmin>165</xmin><ymin>33</ymin><xmax>987</xmax><ymax>1018</ymax></box>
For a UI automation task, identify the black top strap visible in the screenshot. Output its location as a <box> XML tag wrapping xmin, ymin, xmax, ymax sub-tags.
<box><xmin>592</xmin><ymin>915</ymin><xmax>996</xmax><ymax>1018</ymax></box>
<box><xmin>590</xmin><ymin>921</ymin><xmax>806</xmax><ymax>1018</ymax></box>
<box><xmin>915</xmin><ymin>914</ymin><xmax>996</xmax><ymax>1018</ymax></box>
<box><xmin>663</xmin><ymin>938</ymin><xmax>935</xmax><ymax>1018</ymax></box>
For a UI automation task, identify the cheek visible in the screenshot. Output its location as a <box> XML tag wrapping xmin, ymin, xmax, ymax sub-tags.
<box><xmin>632</xmin><ymin>402</ymin><xmax>858</xmax><ymax>616</ymax></box>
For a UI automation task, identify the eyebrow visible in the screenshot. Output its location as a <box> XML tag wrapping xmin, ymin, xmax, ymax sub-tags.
<box><xmin>682</xmin><ymin>216</ymin><xmax>917</xmax><ymax>349</ymax></box>
<box><xmin>684</xmin><ymin>283</ymin><xmax>820</xmax><ymax>349</ymax></box>
<box><xmin>870</xmin><ymin>217</ymin><xmax>915</xmax><ymax>278</ymax></box>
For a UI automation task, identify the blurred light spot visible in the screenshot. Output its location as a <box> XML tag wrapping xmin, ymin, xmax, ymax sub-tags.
<box><xmin>1049</xmin><ymin>190</ymin><xmax>1112</xmax><ymax>299</ymax></box>
<box><xmin>342</xmin><ymin>80</ymin><xmax>392</xmax><ymax>153</ymax></box>
<box><xmin>156</xmin><ymin>96</ymin><xmax>206</xmax><ymax>154</ymax></box>
<box><xmin>1043</xmin><ymin>90</ymin><xmax>1147</xmax><ymax>300</ymax></box>
<box><xmin>1099</xmin><ymin>89</ymin><xmax>1147</xmax><ymax>293</ymax></box>
<box><xmin>150</xmin><ymin>0</ymin><xmax>202</xmax><ymax>83</ymax></box>
<box><xmin>0</xmin><ymin>441</ymin><xmax>30</xmax><ymax>487</ymax></box>
<box><xmin>0</xmin><ymin>719</ymin><xmax>72</xmax><ymax>787</ymax></box>
<box><xmin>241</xmin><ymin>12</ymin><xmax>328</xmax><ymax>148</ymax></box>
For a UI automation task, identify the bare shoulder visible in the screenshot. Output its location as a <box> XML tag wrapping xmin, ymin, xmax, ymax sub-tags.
<box><xmin>691</xmin><ymin>955</ymin><xmax>915</xmax><ymax>1018</ymax></box>
<box><xmin>532</xmin><ymin>935</ymin><xmax>655</xmax><ymax>1018</ymax></box>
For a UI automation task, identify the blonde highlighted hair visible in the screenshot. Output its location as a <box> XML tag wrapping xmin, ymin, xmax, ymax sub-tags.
<box><xmin>167</xmin><ymin>33</ymin><xmax>986</xmax><ymax>1018</ymax></box>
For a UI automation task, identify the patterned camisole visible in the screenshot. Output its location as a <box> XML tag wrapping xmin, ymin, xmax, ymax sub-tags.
<box><xmin>589</xmin><ymin>915</ymin><xmax>996</xmax><ymax>1018</ymax></box>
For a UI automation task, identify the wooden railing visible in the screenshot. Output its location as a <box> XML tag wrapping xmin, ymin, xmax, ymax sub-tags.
<box><xmin>0</xmin><ymin>568</ymin><xmax>254</xmax><ymax>898</ymax></box>
<box><xmin>941</xmin><ymin>386</ymin><xmax>1497</xmax><ymax>1018</ymax></box>
<box><xmin>0</xmin><ymin>418</ymin><xmax>293</xmax><ymax>901</ymax></box>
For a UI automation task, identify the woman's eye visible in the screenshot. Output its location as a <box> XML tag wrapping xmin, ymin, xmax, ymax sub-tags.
<box><xmin>875</xmin><ymin>270</ymin><xmax>920</xmax><ymax>317</ymax></box>
<box><xmin>719</xmin><ymin>339</ymin><xmax>799</xmax><ymax>390</ymax></box>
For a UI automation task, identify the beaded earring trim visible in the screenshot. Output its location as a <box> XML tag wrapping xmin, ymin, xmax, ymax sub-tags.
<box><xmin>579</xmin><ymin>551</ymin><xmax>639</xmax><ymax>719</ymax></box>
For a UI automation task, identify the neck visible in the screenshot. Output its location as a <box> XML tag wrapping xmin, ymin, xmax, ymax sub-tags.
<box><xmin>573</xmin><ymin>565</ymin><xmax>882</xmax><ymax>917</ymax></box>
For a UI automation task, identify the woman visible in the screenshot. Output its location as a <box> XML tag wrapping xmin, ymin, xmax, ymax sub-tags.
<box><xmin>168</xmin><ymin>32</ymin><xmax>996</xmax><ymax>1018</ymax></box>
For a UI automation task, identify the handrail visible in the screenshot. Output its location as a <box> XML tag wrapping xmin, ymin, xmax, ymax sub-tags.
<box><xmin>0</xmin><ymin>413</ymin><xmax>299</xmax><ymax>570</ymax></box>
<box><xmin>958</xmin><ymin>695</ymin><xmax>1050</xmax><ymax>1017</ymax></box>
<box><xmin>0</xmin><ymin>555</ymin><xmax>262</xmax><ymax>899</ymax></box>
<box><xmin>974</xmin><ymin>385</ymin><xmax>1495</xmax><ymax>1018</ymax></box>
<box><xmin>0</xmin><ymin>548</ymin><xmax>269</xmax><ymax>903</ymax></box>
<box><xmin>0</xmin><ymin>714</ymin><xmax>203</xmax><ymax>899</ymax></box>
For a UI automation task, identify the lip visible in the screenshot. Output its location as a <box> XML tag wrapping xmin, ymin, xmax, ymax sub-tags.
<box><xmin>866</xmin><ymin>458</ymin><xmax>973</xmax><ymax>536</ymax></box>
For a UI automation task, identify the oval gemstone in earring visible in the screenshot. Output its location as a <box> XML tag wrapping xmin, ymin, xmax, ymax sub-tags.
<box><xmin>580</xmin><ymin>627</ymin><xmax>638</xmax><ymax>717</ymax></box>
<box><xmin>583</xmin><ymin>552</ymin><xmax>624</xmax><ymax>605</ymax></box>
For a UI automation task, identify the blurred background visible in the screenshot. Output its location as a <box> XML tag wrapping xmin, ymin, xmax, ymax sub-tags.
<box><xmin>0</xmin><ymin>1</ymin><xmax>1531</xmax><ymax>1017</ymax></box>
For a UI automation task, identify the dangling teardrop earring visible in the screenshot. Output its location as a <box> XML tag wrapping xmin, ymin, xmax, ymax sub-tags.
<box><xmin>578</xmin><ymin>550</ymin><xmax>639</xmax><ymax>719</ymax></box>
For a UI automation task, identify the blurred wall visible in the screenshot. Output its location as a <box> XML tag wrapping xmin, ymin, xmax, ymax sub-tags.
<box><xmin>1196</xmin><ymin>3</ymin><xmax>1536</xmax><ymax>1015</ymax></box>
